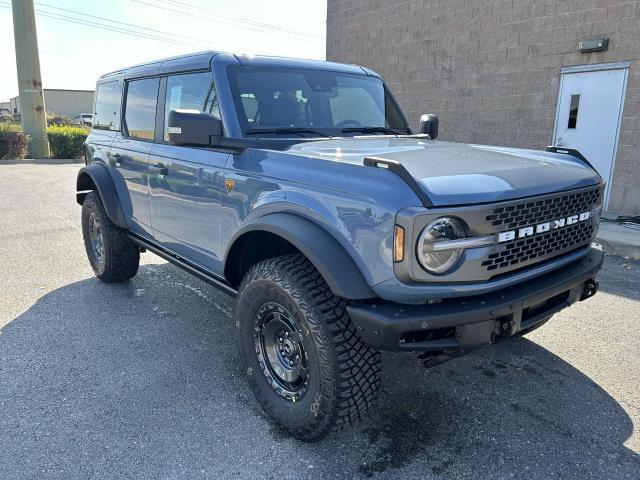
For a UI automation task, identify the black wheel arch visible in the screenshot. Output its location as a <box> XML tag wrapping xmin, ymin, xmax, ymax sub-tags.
<box><xmin>224</xmin><ymin>213</ymin><xmax>376</xmax><ymax>300</ymax></box>
<box><xmin>76</xmin><ymin>163</ymin><xmax>128</xmax><ymax>229</ymax></box>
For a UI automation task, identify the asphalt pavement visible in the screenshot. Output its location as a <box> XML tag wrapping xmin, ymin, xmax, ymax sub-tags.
<box><xmin>1</xmin><ymin>161</ymin><xmax>639</xmax><ymax>479</ymax></box>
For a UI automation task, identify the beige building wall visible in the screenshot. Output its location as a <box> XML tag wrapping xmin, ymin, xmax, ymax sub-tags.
<box><xmin>44</xmin><ymin>90</ymin><xmax>94</xmax><ymax>118</ymax></box>
<box><xmin>327</xmin><ymin>0</ymin><xmax>640</xmax><ymax>215</ymax></box>
<box><xmin>10</xmin><ymin>89</ymin><xmax>94</xmax><ymax>119</ymax></box>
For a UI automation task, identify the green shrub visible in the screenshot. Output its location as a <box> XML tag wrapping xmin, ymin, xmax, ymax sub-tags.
<box><xmin>0</xmin><ymin>122</ymin><xmax>22</xmax><ymax>132</ymax></box>
<box><xmin>47</xmin><ymin>125</ymin><xmax>88</xmax><ymax>159</ymax></box>
<box><xmin>0</xmin><ymin>124</ymin><xmax>29</xmax><ymax>160</ymax></box>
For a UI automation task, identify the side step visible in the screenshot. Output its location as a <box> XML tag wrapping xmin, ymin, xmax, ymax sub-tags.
<box><xmin>128</xmin><ymin>233</ymin><xmax>238</xmax><ymax>298</ymax></box>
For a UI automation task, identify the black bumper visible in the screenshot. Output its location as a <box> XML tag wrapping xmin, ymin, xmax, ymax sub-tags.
<box><xmin>347</xmin><ymin>246</ymin><xmax>603</xmax><ymax>353</ymax></box>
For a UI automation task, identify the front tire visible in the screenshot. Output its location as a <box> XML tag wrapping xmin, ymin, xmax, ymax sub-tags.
<box><xmin>81</xmin><ymin>191</ymin><xmax>139</xmax><ymax>283</ymax></box>
<box><xmin>236</xmin><ymin>254</ymin><xmax>381</xmax><ymax>440</ymax></box>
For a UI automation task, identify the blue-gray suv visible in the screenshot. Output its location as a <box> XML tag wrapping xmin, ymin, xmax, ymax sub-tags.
<box><xmin>78</xmin><ymin>51</ymin><xmax>603</xmax><ymax>440</ymax></box>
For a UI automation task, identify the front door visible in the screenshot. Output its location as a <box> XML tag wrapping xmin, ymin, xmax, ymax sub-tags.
<box><xmin>553</xmin><ymin>65</ymin><xmax>628</xmax><ymax>209</ymax></box>
<box><xmin>149</xmin><ymin>71</ymin><xmax>229</xmax><ymax>273</ymax></box>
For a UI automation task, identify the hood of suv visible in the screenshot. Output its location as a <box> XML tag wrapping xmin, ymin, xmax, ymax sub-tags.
<box><xmin>287</xmin><ymin>137</ymin><xmax>602</xmax><ymax>206</ymax></box>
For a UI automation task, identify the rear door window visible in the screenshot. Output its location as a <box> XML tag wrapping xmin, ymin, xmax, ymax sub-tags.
<box><xmin>124</xmin><ymin>78</ymin><xmax>160</xmax><ymax>140</ymax></box>
<box><xmin>163</xmin><ymin>72</ymin><xmax>220</xmax><ymax>141</ymax></box>
<box><xmin>93</xmin><ymin>80</ymin><xmax>122</xmax><ymax>131</ymax></box>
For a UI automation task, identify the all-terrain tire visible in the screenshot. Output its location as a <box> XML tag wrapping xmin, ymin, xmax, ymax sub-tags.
<box><xmin>81</xmin><ymin>191</ymin><xmax>139</xmax><ymax>283</ymax></box>
<box><xmin>236</xmin><ymin>253</ymin><xmax>381</xmax><ymax>441</ymax></box>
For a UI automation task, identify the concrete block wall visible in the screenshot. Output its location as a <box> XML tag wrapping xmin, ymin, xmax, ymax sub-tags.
<box><xmin>327</xmin><ymin>0</ymin><xmax>640</xmax><ymax>215</ymax></box>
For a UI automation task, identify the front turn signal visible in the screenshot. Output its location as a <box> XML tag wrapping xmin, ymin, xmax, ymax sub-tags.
<box><xmin>394</xmin><ymin>225</ymin><xmax>405</xmax><ymax>263</ymax></box>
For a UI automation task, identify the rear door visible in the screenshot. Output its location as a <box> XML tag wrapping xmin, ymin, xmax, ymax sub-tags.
<box><xmin>110</xmin><ymin>77</ymin><xmax>160</xmax><ymax>237</ymax></box>
<box><xmin>148</xmin><ymin>71</ymin><xmax>229</xmax><ymax>272</ymax></box>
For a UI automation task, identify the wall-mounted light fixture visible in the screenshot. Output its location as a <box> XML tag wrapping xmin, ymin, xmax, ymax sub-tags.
<box><xmin>578</xmin><ymin>37</ymin><xmax>608</xmax><ymax>53</ymax></box>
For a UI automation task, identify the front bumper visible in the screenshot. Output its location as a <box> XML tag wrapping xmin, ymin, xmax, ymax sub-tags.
<box><xmin>347</xmin><ymin>245</ymin><xmax>603</xmax><ymax>354</ymax></box>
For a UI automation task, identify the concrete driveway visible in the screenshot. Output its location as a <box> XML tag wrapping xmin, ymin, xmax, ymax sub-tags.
<box><xmin>1</xmin><ymin>161</ymin><xmax>639</xmax><ymax>479</ymax></box>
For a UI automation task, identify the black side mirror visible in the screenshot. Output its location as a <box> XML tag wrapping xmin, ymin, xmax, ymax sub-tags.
<box><xmin>168</xmin><ymin>109</ymin><xmax>223</xmax><ymax>147</ymax></box>
<box><xmin>418</xmin><ymin>114</ymin><xmax>438</xmax><ymax>139</ymax></box>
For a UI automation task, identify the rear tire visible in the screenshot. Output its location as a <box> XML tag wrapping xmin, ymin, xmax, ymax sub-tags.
<box><xmin>236</xmin><ymin>253</ymin><xmax>381</xmax><ymax>441</ymax></box>
<box><xmin>81</xmin><ymin>191</ymin><xmax>139</xmax><ymax>282</ymax></box>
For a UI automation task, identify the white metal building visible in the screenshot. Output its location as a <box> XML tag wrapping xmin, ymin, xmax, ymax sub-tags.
<box><xmin>9</xmin><ymin>89</ymin><xmax>94</xmax><ymax>119</ymax></box>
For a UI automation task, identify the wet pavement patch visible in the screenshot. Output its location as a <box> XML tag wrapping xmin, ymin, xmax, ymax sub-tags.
<box><xmin>358</xmin><ymin>390</ymin><xmax>443</xmax><ymax>477</ymax></box>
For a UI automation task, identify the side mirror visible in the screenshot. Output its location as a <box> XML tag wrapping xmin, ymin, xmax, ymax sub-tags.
<box><xmin>418</xmin><ymin>114</ymin><xmax>438</xmax><ymax>139</ymax></box>
<box><xmin>168</xmin><ymin>109</ymin><xmax>223</xmax><ymax>147</ymax></box>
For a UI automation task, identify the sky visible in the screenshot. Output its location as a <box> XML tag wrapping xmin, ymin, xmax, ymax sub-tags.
<box><xmin>0</xmin><ymin>0</ymin><xmax>327</xmax><ymax>101</ymax></box>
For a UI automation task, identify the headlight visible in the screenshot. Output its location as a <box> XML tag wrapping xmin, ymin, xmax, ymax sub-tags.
<box><xmin>417</xmin><ymin>217</ymin><xmax>465</xmax><ymax>274</ymax></box>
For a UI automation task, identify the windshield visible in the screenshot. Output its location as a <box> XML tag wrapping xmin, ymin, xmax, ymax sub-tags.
<box><xmin>227</xmin><ymin>65</ymin><xmax>410</xmax><ymax>137</ymax></box>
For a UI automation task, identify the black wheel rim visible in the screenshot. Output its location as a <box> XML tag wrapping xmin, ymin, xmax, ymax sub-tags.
<box><xmin>254</xmin><ymin>302</ymin><xmax>309</xmax><ymax>402</ymax></box>
<box><xmin>88</xmin><ymin>212</ymin><xmax>105</xmax><ymax>266</ymax></box>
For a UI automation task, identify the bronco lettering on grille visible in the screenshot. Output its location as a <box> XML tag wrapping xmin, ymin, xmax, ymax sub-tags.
<box><xmin>497</xmin><ymin>211</ymin><xmax>591</xmax><ymax>243</ymax></box>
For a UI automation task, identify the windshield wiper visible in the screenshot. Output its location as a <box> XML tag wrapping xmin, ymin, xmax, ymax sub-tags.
<box><xmin>341</xmin><ymin>126</ymin><xmax>408</xmax><ymax>135</ymax></box>
<box><xmin>245</xmin><ymin>127</ymin><xmax>331</xmax><ymax>137</ymax></box>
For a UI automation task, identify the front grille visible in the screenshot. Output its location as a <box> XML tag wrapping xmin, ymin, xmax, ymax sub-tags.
<box><xmin>481</xmin><ymin>186</ymin><xmax>601</xmax><ymax>273</ymax></box>
<box><xmin>482</xmin><ymin>221</ymin><xmax>594</xmax><ymax>271</ymax></box>
<box><xmin>486</xmin><ymin>188</ymin><xmax>600</xmax><ymax>229</ymax></box>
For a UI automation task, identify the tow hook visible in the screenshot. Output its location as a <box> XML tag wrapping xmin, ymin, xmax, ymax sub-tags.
<box><xmin>580</xmin><ymin>279</ymin><xmax>598</xmax><ymax>301</ymax></box>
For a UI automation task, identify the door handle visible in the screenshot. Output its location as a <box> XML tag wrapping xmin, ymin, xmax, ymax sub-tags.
<box><xmin>149</xmin><ymin>165</ymin><xmax>168</xmax><ymax>176</ymax></box>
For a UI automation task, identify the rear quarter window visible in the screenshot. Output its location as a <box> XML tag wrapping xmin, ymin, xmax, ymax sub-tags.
<box><xmin>93</xmin><ymin>80</ymin><xmax>122</xmax><ymax>131</ymax></box>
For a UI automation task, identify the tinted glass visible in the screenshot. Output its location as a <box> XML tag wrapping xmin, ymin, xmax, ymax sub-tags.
<box><xmin>125</xmin><ymin>78</ymin><xmax>159</xmax><ymax>140</ymax></box>
<box><xmin>227</xmin><ymin>66</ymin><xmax>409</xmax><ymax>135</ymax></box>
<box><xmin>164</xmin><ymin>72</ymin><xmax>220</xmax><ymax>141</ymax></box>
<box><xmin>94</xmin><ymin>80</ymin><xmax>121</xmax><ymax>131</ymax></box>
<box><xmin>568</xmin><ymin>94</ymin><xmax>580</xmax><ymax>129</ymax></box>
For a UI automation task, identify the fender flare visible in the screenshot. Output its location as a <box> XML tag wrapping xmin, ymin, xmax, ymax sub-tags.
<box><xmin>224</xmin><ymin>213</ymin><xmax>376</xmax><ymax>300</ymax></box>
<box><xmin>76</xmin><ymin>163</ymin><xmax>128</xmax><ymax>228</ymax></box>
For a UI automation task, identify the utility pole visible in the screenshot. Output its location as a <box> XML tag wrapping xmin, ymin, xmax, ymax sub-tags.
<box><xmin>11</xmin><ymin>0</ymin><xmax>49</xmax><ymax>158</ymax></box>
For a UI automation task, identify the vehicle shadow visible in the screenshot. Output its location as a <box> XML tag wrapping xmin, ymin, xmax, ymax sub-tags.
<box><xmin>0</xmin><ymin>263</ymin><xmax>638</xmax><ymax>479</ymax></box>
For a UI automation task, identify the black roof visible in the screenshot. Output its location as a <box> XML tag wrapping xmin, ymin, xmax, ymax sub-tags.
<box><xmin>100</xmin><ymin>51</ymin><xmax>220</xmax><ymax>81</ymax></box>
<box><xmin>98</xmin><ymin>50</ymin><xmax>374</xmax><ymax>82</ymax></box>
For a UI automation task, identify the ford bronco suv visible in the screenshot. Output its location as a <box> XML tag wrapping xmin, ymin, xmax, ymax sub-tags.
<box><xmin>78</xmin><ymin>52</ymin><xmax>603</xmax><ymax>440</ymax></box>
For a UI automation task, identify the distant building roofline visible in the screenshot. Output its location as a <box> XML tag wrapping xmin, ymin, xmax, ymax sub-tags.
<box><xmin>42</xmin><ymin>88</ymin><xmax>95</xmax><ymax>93</ymax></box>
<box><xmin>9</xmin><ymin>88</ymin><xmax>95</xmax><ymax>101</ymax></box>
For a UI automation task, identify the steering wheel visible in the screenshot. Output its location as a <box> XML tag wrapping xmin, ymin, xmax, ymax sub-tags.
<box><xmin>336</xmin><ymin>119</ymin><xmax>363</xmax><ymax>128</ymax></box>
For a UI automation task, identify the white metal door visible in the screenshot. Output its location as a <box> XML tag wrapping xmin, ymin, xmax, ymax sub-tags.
<box><xmin>554</xmin><ymin>67</ymin><xmax>628</xmax><ymax>209</ymax></box>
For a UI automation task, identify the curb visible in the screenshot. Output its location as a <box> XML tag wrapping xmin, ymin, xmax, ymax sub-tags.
<box><xmin>596</xmin><ymin>222</ymin><xmax>640</xmax><ymax>260</ymax></box>
<box><xmin>0</xmin><ymin>159</ymin><xmax>82</xmax><ymax>165</ymax></box>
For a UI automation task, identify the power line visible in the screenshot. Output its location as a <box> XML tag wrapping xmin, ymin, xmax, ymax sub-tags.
<box><xmin>129</xmin><ymin>0</ymin><xmax>322</xmax><ymax>43</ymax></box>
<box><xmin>33</xmin><ymin>1</ymin><xmax>223</xmax><ymax>47</ymax></box>
<box><xmin>155</xmin><ymin>0</ymin><xmax>323</xmax><ymax>40</ymax></box>
<box><xmin>138</xmin><ymin>0</ymin><xmax>321</xmax><ymax>39</ymax></box>
<box><xmin>0</xmin><ymin>0</ymin><xmax>324</xmax><ymax>68</ymax></box>
<box><xmin>0</xmin><ymin>1</ymin><xmax>211</xmax><ymax>48</ymax></box>
<box><xmin>1</xmin><ymin>1</ymin><xmax>322</xmax><ymax>48</ymax></box>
